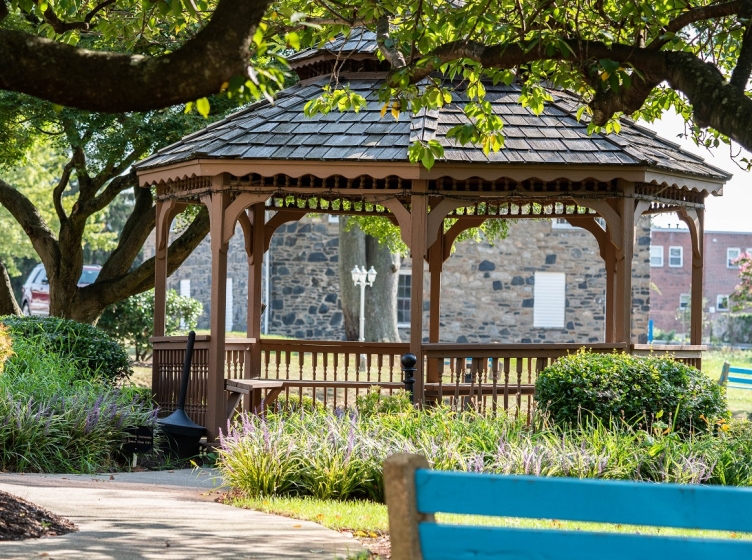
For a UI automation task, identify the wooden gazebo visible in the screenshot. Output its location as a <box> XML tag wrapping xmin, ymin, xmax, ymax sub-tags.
<box><xmin>135</xmin><ymin>30</ymin><xmax>730</xmax><ymax>440</ymax></box>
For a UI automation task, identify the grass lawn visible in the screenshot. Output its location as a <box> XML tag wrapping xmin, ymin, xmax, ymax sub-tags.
<box><xmin>702</xmin><ymin>348</ymin><xmax>752</xmax><ymax>418</ymax></box>
<box><xmin>228</xmin><ymin>494</ymin><xmax>752</xmax><ymax>541</ymax></box>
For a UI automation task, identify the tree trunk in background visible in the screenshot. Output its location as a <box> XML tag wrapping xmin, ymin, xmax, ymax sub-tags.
<box><xmin>339</xmin><ymin>218</ymin><xmax>366</xmax><ymax>341</ymax></box>
<box><xmin>339</xmin><ymin>217</ymin><xmax>401</xmax><ymax>342</ymax></box>
<box><xmin>364</xmin><ymin>235</ymin><xmax>400</xmax><ymax>342</ymax></box>
<box><xmin>0</xmin><ymin>260</ymin><xmax>21</xmax><ymax>316</ymax></box>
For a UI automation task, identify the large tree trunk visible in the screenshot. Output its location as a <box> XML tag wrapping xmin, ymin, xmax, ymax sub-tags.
<box><xmin>339</xmin><ymin>218</ymin><xmax>401</xmax><ymax>342</ymax></box>
<box><xmin>0</xmin><ymin>260</ymin><xmax>21</xmax><ymax>316</ymax></box>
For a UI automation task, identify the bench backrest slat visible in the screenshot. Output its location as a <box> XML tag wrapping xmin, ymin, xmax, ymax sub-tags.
<box><xmin>729</xmin><ymin>366</ymin><xmax>752</xmax><ymax>374</ymax></box>
<box><xmin>419</xmin><ymin>524</ymin><xmax>752</xmax><ymax>560</ymax></box>
<box><xmin>415</xmin><ymin>469</ymin><xmax>752</xmax><ymax>533</ymax></box>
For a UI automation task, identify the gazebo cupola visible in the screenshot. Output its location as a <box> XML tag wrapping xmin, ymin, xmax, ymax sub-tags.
<box><xmin>135</xmin><ymin>29</ymin><xmax>730</xmax><ymax>440</ymax></box>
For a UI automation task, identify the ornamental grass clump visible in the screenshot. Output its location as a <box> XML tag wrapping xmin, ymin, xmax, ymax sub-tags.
<box><xmin>0</xmin><ymin>336</ymin><xmax>156</xmax><ymax>473</ymax></box>
<box><xmin>218</xmin><ymin>388</ymin><xmax>752</xmax><ymax>503</ymax></box>
<box><xmin>535</xmin><ymin>351</ymin><xmax>728</xmax><ymax>434</ymax></box>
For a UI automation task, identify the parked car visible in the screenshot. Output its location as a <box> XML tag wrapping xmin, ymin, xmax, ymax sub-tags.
<box><xmin>21</xmin><ymin>264</ymin><xmax>102</xmax><ymax>316</ymax></box>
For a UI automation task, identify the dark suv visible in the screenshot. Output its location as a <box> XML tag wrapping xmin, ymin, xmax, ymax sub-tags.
<box><xmin>21</xmin><ymin>264</ymin><xmax>102</xmax><ymax>316</ymax></box>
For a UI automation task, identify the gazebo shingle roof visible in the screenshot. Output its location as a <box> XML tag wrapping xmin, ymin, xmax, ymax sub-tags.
<box><xmin>136</xmin><ymin>77</ymin><xmax>729</xmax><ymax>183</ymax></box>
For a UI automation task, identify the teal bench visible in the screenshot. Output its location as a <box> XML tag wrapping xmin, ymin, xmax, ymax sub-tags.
<box><xmin>719</xmin><ymin>361</ymin><xmax>752</xmax><ymax>389</ymax></box>
<box><xmin>384</xmin><ymin>453</ymin><xmax>752</xmax><ymax>560</ymax></box>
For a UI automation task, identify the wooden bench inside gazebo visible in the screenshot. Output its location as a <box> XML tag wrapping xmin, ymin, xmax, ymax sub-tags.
<box><xmin>135</xmin><ymin>30</ymin><xmax>729</xmax><ymax>441</ymax></box>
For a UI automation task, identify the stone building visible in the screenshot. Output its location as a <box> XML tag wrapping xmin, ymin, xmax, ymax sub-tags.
<box><xmin>145</xmin><ymin>214</ymin><xmax>651</xmax><ymax>344</ymax></box>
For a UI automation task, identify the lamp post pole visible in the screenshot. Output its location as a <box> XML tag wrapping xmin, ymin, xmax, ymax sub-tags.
<box><xmin>351</xmin><ymin>265</ymin><xmax>377</xmax><ymax>370</ymax></box>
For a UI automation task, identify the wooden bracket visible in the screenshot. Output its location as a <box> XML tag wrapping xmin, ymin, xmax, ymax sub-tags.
<box><xmin>574</xmin><ymin>198</ymin><xmax>623</xmax><ymax>253</ymax></box>
<box><xmin>380</xmin><ymin>199</ymin><xmax>412</xmax><ymax>247</ymax></box>
<box><xmin>264</xmin><ymin>210</ymin><xmax>304</xmax><ymax>252</ymax></box>
<box><xmin>426</xmin><ymin>198</ymin><xmax>469</xmax><ymax>251</ymax></box>
<box><xmin>678</xmin><ymin>208</ymin><xmax>703</xmax><ymax>263</ymax></box>
<box><xmin>222</xmin><ymin>192</ymin><xmax>269</xmax><ymax>245</ymax></box>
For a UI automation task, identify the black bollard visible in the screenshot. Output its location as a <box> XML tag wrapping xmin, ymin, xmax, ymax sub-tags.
<box><xmin>401</xmin><ymin>353</ymin><xmax>417</xmax><ymax>404</ymax></box>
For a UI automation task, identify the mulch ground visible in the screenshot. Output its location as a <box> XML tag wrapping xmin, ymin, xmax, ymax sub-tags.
<box><xmin>0</xmin><ymin>490</ymin><xmax>77</xmax><ymax>541</ymax></box>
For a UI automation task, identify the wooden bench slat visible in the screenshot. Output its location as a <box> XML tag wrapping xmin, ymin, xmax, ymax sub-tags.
<box><xmin>729</xmin><ymin>366</ymin><xmax>752</xmax><ymax>374</ymax></box>
<box><xmin>419</xmin><ymin>524</ymin><xmax>752</xmax><ymax>560</ymax></box>
<box><xmin>415</xmin><ymin>470</ymin><xmax>752</xmax><ymax>533</ymax></box>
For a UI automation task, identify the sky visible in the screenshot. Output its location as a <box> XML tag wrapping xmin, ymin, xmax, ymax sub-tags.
<box><xmin>646</xmin><ymin>112</ymin><xmax>751</xmax><ymax>232</ymax></box>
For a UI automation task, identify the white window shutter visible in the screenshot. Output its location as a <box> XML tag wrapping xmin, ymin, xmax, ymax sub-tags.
<box><xmin>179</xmin><ymin>279</ymin><xmax>191</xmax><ymax>298</ymax></box>
<box><xmin>225</xmin><ymin>278</ymin><xmax>234</xmax><ymax>332</ymax></box>
<box><xmin>533</xmin><ymin>272</ymin><xmax>565</xmax><ymax>328</ymax></box>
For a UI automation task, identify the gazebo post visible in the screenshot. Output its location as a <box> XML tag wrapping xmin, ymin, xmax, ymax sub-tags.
<box><xmin>427</xmin><ymin>232</ymin><xmax>444</xmax><ymax>384</ymax></box>
<box><xmin>153</xmin><ymin>199</ymin><xmax>169</xmax><ymax>339</ymax></box>
<box><xmin>247</xmin><ymin>203</ymin><xmax>266</xmax><ymax>381</ymax></box>
<box><xmin>410</xmin><ymin>183</ymin><xmax>428</xmax><ymax>402</ymax></box>
<box><xmin>604</xmin><ymin>243</ymin><xmax>616</xmax><ymax>343</ymax></box>
<box><xmin>204</xmin><ymin>182</ymin><xmax>231</xmax><ymax>441</ymax></box>
<box><xmin>679</xmin><ymin>207</ymin><xmax>705</xmax><ymax>346</ymax></box>
<box><xmin>690</xmin><ymin>208</ymin><xmax>705</xmax><ymax>346</ymax></box>
<box><xmin>614</xmin><ymin>188</ymin><xmax>635</xmax><ymax>347</ymax></box>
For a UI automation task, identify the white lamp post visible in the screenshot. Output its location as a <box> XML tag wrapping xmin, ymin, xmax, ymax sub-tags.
<box><xmin>351</xmin><ymin>265</ymin><xmax>377</xmax><ymax>343</ymax></box>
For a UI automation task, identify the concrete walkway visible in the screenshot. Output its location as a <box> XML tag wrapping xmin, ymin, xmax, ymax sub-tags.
<box><xmin>0</xmin><ymin>469</ymin><xmax>366</xmax><ymax>560</ymax></box>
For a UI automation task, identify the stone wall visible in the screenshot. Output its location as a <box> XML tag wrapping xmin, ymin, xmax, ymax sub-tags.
<box><xmin>144</xmin><ymin>214</ymin><xmax>650</xmax><ymax>344</ymax></box>
<box><xmin>399</xmin><ymin>216</ymin><xmax>650</xmax><ymax>345</ymax></box>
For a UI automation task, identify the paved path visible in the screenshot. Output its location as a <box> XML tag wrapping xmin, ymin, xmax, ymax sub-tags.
<box><xmin>0</xmin><ymin>469</ymin><xmax>365</xmax><ymax>560</ymax></box>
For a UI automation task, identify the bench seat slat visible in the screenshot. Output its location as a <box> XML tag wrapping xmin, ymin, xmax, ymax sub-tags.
<box><xmin>415</xmin><ymin>470</ymin><xmax>752</xmax><ymax>533</ymax></box>
<box><xmin>419</xmin><ymin>524</ymin><xmax>752</xmax><ymax>560</ymax></box>
<box><xmin>728</xmin><ymin>366</ymin><xmax>752</xmax><ymax>374</ymax></box>
<box><xmin>727</xmin><ymin>376</ymin><xmax>752</xmax><ymax>385</ymax></box>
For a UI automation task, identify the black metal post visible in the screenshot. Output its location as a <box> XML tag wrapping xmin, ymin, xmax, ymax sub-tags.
<box><xmin>177</xmin><ymin>330</ymin><xmax>196</xmax><ymax>411</ymax></box>
<box><xmin>401</xmin><ymin>353</ymin><xmax>417</xmax><ymax>404</ymax></box>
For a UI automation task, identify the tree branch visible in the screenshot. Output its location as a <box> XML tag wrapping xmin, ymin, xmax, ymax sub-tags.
<box><xmin>34</xmin><ymin>0</ymin><xmax>90</xmax><ymax>34</ymax></box>
<box><xmin>97</xmin><ymin>184</ymin><xmax>155</xmax><ymax>280</ymax></box>
<box><xmin>0</xmin><ymin>259</ymin><xmax>21</xmax><ymax>316</ymax></box>
<box><xmin>0</xmin><ymin>0</ymin><xmax>273</xmax><ymax>112</ymax></box>
<box><xmin>82</xmin><ymin>205</ymin><xmax>210</xmax><ymax>309</ymax></box>
<box><xmin>85</xmin><ymin>0</ymin><xmax>116</xmax><ymax>24</ymax></box>
<box><xmin>377</xmin><ymin>16</ymin><xmax>406</xmax><ymax>68</ymax></box>
<box><xmin>731</xmin><ymin>24</ymin><xmax>752</xmax><ymax>90</ymax></box>
<box><xmin>647</xmin><ymin>0</ymin><xmax>752</xmax><ymax>49</ymax></box>
<box><xmin>82</xmin><ymin>170</ymin><xmax>138</xmax><ymax>217</ymax></box>
<box><xmin>0</xmin><ymin>178</ymin><xmax>60</xmax><ymax>270</ymax></box>
<box><xmin>53</xmin><ymin>158</ymin><xmax>75</xmax><ymax>223</ymax></box>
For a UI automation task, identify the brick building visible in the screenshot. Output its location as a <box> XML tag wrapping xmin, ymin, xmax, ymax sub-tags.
<box><xmin>146</xmin><ymin>215</ymin><xmax>651</xmax><ymax>344</ymax></box>
<box><xmin>650</xmin><ymin>227</ymin><xmax>752</xmax><ymax>338</ymax></box>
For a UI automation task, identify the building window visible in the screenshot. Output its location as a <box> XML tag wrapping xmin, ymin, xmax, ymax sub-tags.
<box><xmin>746</xmin><ymin>248</ymin><xmax>752</xmax><ymax>259</ymax></box>
<box><xmin>533</xmin><ymin>272</ymin><xmax>566</xmax><ymax>328</ymax></box>
<box><xmin>328</xmin><ymin>214</ymin><xmax>340</xmax><ymax>223</ymax></box>
<box><xmin>650</xmin><ymin>246</ymin><xmax>664</xmax><ymax>267</ymax></box>
<box><xmin>679</xmin><ymin>293</ymin><xmax>690</xmax><ymax>309</ymax></box>
<box><xmin>397</xmin><ymin>271</ymin><xmax>411</xmax><ymax>326</ymax></box>
<box><xmin>728</xmin><ymin>248</ymin><xmax>741</xmax><ymax>268</ymax></box>
<box><xmin>551</xmin><ymin>218</ymin><xmax>575</xmax><ymax>229</ymax></box>
<box><xmin>668</xmin><ymin>246</ymin><xmax>683</xmax><ymax>268</ymax></box>
<box><xmin>717</xmin><ymin>295</ymin><xmax>730</xmax><ymax>312</ymax></box>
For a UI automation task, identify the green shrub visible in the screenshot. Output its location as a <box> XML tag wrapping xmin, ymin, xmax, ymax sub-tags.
<box><xmin>535</xmin><ymin>351</ymin><xmax>727</xmax><ymax>433</ymax></box>
<box><xmin>0</xmin><ymin>316</ymin><xmax>131</xmax><ymax>384</ymax></box>
<box><xmin>99</xmin><ymin>289</ymin><xmax>203</xmax><ymax>361</ymax></box>
<box><xmin>354</xmin><ymin>387</ymin><xmax>414</xmax><ymax>416</ymax></box>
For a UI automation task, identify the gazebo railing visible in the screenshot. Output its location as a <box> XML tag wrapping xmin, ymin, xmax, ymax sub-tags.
<box><xmin>259</xmin><ymin>339</ymin><xmax>409</xmax><ymax>409</ymax></box>
<box><xmin>422</xmin><ymin>343</ymin><xmax>628</xmax><ymax>418</ymax></box>
<box><xmin>631</xmin><ymin>344</ymin><xmax>704</xmax><ymax>370</ymax></box>
<box><xmin>151</xmin><ymin>338</ymin><xmax>705</xmax><ymax>425</ymax></box>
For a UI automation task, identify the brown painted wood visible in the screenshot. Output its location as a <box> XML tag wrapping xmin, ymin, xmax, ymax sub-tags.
<box><xmin>248</xmin><ymin>204</ymin><xmax>266</xmax><ymax>402</ymax></box>
<box><xmin>410</xmin><ymin>183</ymin><xmax>428</xmax><ymax>402</ymax></box>
<box><xmin>205</xmin><ymin>183</ymin><xmax>231</xmax><ymax>441</ymax></box>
